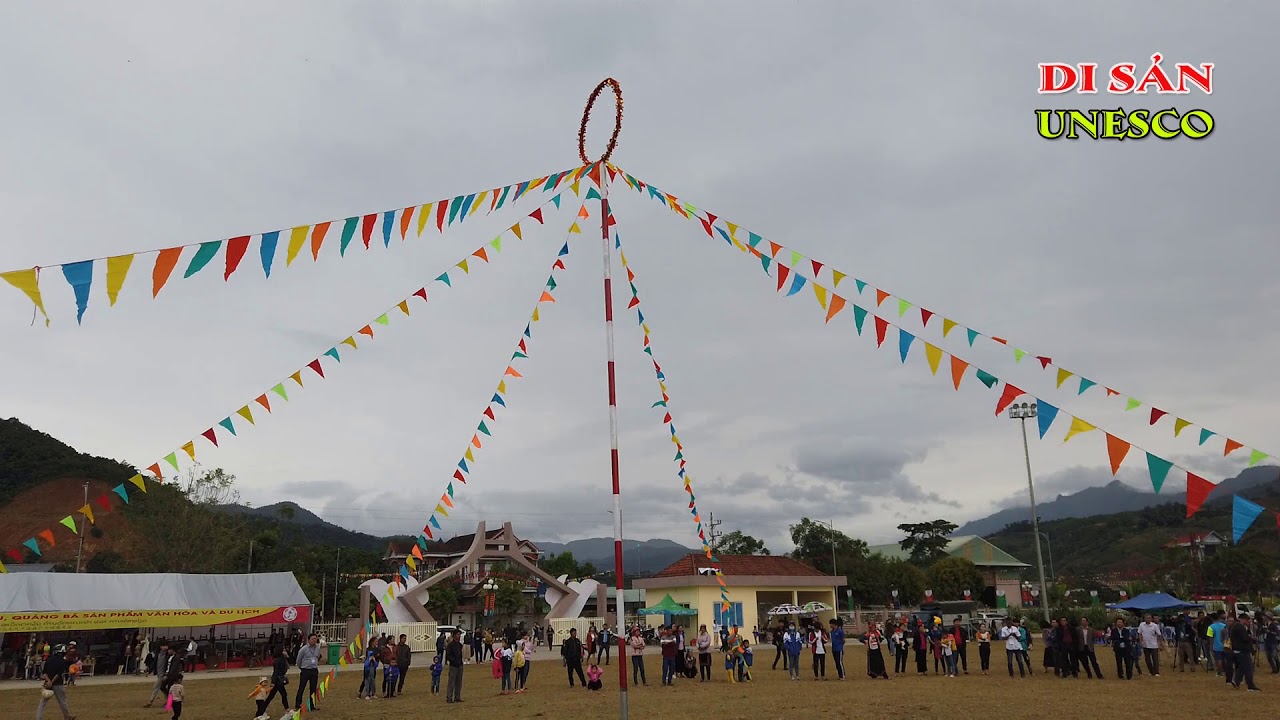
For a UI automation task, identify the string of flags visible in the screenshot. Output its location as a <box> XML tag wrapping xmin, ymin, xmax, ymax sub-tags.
<box><xmin>0</xmin><ymin>165</ymin><xmax>590</xmax><ymax>326</ymax></box>
<box><xmin>0</xmin><ymin>187</ymin><xmax>580</xmax><ymax>573</ymax></box>
<box><xmin>296</xmin><ymin>618</ymin><xmax>375</xmax><ymax>717</ymax></box>
<box><xmin>618</xmin><ymin>182</ymin><xmax>1280</xmax><ymax>545</ymax></box>
<box><xmin>609</xmin><ymin>164</ymin><xmax>1276</xmax><ymax>475</ymax></box>
<box><xmin>614</xmin><ymin>226</ymin><xmax>733</xmax><ymax>613</ymax></box>
<box><xmin>377</xmin><ymin>206</ymin><xmax>580</xmax><ymax>613</ymax></box>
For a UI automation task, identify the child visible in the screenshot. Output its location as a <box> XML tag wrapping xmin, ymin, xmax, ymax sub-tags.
<box><xmin>430</xmin><ymin>655</ymin><xmax>443</xmax><ymax>695</ymax></box>
<box><xmin>585</xmin><ymin>660</ymin><xmax>603</xmax><ymax>691</ymax></box>
<box><xmin>739</xmin><ymin>639</ymin><xmax>753</xmax><ymax>682</ymax></box>
<box><xmin>383</xmin><ymin>656</ymin><xmax>400</xmax><ymax>699</ymax></box>
<box><xmin>168</xmin><ymin>673</ymin><xmax>185</xmax><ymax>719</ymax></box>
<box><xmin>248</xmin><ymin>676</ymin><xmax>273</xmax><ymax>720</ymax></box>
<box><xmin>941</xmin><ymin>633</ymin><xmax>957</xmax><ymax>677</ymax></box>
<box><xmin>499</xmin><ymin>642</ymin><xmax>514</xmax><ymax>695</ymax></box>
<box><xmin>724</xmin><ymin>646</ymin><xmax>738</xmax><ymax>683</ymax></box>
<box><xmin>362</xmin><ymin>649</ymin><xmax>378</xmax><ymax>700</ymax></box>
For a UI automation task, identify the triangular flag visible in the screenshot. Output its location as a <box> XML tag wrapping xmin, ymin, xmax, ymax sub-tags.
<box><xmin>1198</xmin><ymin>428</ymin><xmax>1215</xmax><ymax>446</ymax></box>
<box><xmin>965</xmin><ymin>328</ymin><xmax>978</xmax><ymax>346</ymax></box>
<box><xmin>1185</xmin><ymin>473</ymin><xmax>1214</xmax><ymax>517</ymax></box>
<box><xmin>184</xmin><ymin>240</ymin><xmax>222</xmax><ymax>278</ymax></box>
<box><xmin>0</xmin><ymin>269</ymin><xmax>50</xmax><ymax>326</ymax></box>
<box><xmin>1233</xmin><ymin>495</ymin><xmax>1266</xmax><ymax>544</ymax></box>
<box><xmin>1056</xmin><ymin>368</ymin><xmax>1074</xmax><ymax>388</ymax></box>
<box><xmin>181</xmin><ymin>441</ymin><xmax>196</xmax><ymax>460</ymax></box>
<box><xmin>1105</xmin><ymin>433</ymin><xmax>1131</xmax><ymax>474</ymax></box>
<box><xmin>271</xmin><ymin>383</ymin><xmax>288</xmax><ymax>401</ymax></box>
<box><xmin>941</xmin><ymin>318</ymin><xmax>957</xmax><ymax>337</ymax></box>
<box><xmin>163</xmin><ymin>452</ymin><xmax>180</xmax><ymax>471</ymax></box>
<box><xmin>898</xmin><ymin>329</ymin><xmax>915</xmax><ymax>363</ymax></box>
<box><xmin>1150</xmin><ymin>408</ymin><xmax>1168</xmax><ymax>425</ymax></box>
<box><xmin>307</xmin><ymin>359</ymin><xmax>325</xmax><ymax>378</ymax></box>
<box><xmin>1013</xmin><ymin>348</ymin><xmax>1027</xmax><ymax>364</ymax></box>
<box><xmin>873</xmin><ymin>316</ymin><xmax>888</xmax><ymax>347</ymax></box>
<box><xmin>59</xmin><ymin>516</ymin><xmax>77</xmax><ymax>533</ymax></box>
<box><xmin>994</xmin><ymin>383</ymin><xmax>1023</xmax><ymax>416</ymax></box>
<box><xmin>105</xmin><ymin>254</ymin><xmax>136</xmax><ymax>305</ymax></box>
<box><xmin>79</xmin><ymin>504</ymin><xmax>94</xmax><ymax>525</ymax></box>
<box><xmin>148</xmin><ymin>462</ymin><xmax>164</xmax><ymax>479</ymax></box>
<box><xmin>975</xmin><ymin>370</ymin><xmax>998</xmax><ymax>389</ymax></box>
<box><xmin>1125</xmin><ymin>398</ymin><xmax>1141</xmax><ymax>411</ymax></box>
<box><xmin>1036</xmin><ymin>400</ymin><xmax>1059</xmax><ymax>439</ymax></box>
<box><xmin>111</xmin><ymin>484</ymin><xmax>130</xmax><ymax>504</ymax></box>
<box><xmin>1063</xmin><ymin>417</ymin><xmax>1096</xmax><ymax>442</ymax></box>
<box><xmin>237</xmin><ymin>405</ymin><xmax>255</xmax><ymax>425</ymax></box>
<box><xmin>923</xmin><ymin>343</ymin><xmax>942</xmax><ymax>375</ymax></box>
<box><xmin>61</xmin><ymin>260</ymin><xmax>94</xmax><ymax>324</ymax></box>
<box><xmin>129</xmin><ymin>474</ymin><xmax>148</xmax><ymax>493</ymax></box>
<box><xmin>256</xmin><ymin>392</ymin><xmax>274</xmax><ymax>411</ymax></box>
<box><xmin>1146</xmin><ymin>453</ymin><xmax>1173</xmax><ymax>494</ymax></box>
<box><xmin>22</xmin><ymin>539</ymin><xmax>41</xmax><ymax>557</ymax></box>
<box><xmin>1248</xmin><ymin>449</ymin><xmax>1268</xmax><ymax>467</ymax></box>
<box><xmin>1077</xmin><ymin>378</ymin><xmax>1096</xmax><ymax>395</ymax></box>
<box><xmin>1223</xmin><ymin>439</ymin><xmax>1244</xmax><ymax>456</ymax></box>
<box><xmin>875</xmin><ymin>289</ymin><xmax>889</xmax><ymax>306</ymax></box>
<box><xmin>152</xmin><ymin>247</ymin><xmax>183</xmax><ymax>296</ymax></box>
<box><xmin>505</xmin><ymin>366</ymin><xmax>522</xmax><ymax>378</ymax></box>
<box><xmin>825</xmin><ymin>294</ymin><xmax>846</xmax><ymax>323</ymax></box>
<box><xmin>290</xmin><ymin>371</ymin><xmax>304</xmax><ymax>387</ymax></box>
<box><xmin>949</xmin><ymin>356</ymin><xmax>969</xmax><ymax>390</ymax></box>
<box><xmin>1173</xmin><ymin>418</ymin><xmax>1191</xmax><ymax>436</ymax></box>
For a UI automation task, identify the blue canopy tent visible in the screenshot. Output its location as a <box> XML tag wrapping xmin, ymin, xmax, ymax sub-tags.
<box><xmin>1106</xmin><ymin>592</ymin><xmax>1203</xmax><ymax>613</ymax></box>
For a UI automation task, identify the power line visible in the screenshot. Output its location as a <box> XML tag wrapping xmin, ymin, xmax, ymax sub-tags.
<box><xmin>707</xmin><ymin>512</ymin><xmax>723</xmax><ymax>554</ymax></box>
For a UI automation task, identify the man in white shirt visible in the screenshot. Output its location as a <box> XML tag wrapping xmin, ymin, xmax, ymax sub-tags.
<box><xmin>185</xmin><ymin>639</ymin><xmax>198</xmax><ymax>673</ymax></box>
<box><xmin>999</xmin><ymin>619</ymin><xmax>1026</xmax><ymax>678</ymax></box>
<box><xmin>1137</xmin><ymin>614</ymin><xmax>1163</xmax><ymax>676</ymax></box>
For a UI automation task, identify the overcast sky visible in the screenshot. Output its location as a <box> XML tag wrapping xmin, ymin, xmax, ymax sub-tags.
<box><xmin>2</xmin><ymin>2</ymin><xmax>1276</xmax><ymax>555</ymax></box>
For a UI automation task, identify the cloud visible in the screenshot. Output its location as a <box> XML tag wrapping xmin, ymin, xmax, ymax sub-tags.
<box><xmin>792</xmin><ymin>439</ymin><xmax>959</xmax><ymax>508</ymax></box>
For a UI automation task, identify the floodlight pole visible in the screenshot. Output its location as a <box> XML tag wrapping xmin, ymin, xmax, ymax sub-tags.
<box><xmin>1009</xmin><ymin>402</ymin><xmax>1051</xmax><ymax>624</ymax></box>
<box><xmin>598</xmin><ymin>165</ymin><xmax>629</xmax><ymax>719</ymax></box>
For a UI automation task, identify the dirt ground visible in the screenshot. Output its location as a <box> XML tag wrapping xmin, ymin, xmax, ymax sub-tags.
<box><xmin>1</xmin><ymin>646</ymin><xmax>1270</xmax><ymax>720</ymax></box>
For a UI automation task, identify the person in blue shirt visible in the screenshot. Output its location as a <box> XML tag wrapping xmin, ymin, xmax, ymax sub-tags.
<box><xmin>429</xmin><ymin>655</ymin><xmax>443</xmax><ymax>695</ymax></box>
<box><xmin>828</xmin><ymin>618</ymin><xmax>847</xmax><ymax>680</ymax></box>
<box><xmin>1208</xmin><ymin>613</ymin><xmax>1228</xmax><ymax>677</ymax></box>
<box><xmin>360</xmin><ymin>650</ymin><xmax>378</xmax><ymax>700</ymax></box>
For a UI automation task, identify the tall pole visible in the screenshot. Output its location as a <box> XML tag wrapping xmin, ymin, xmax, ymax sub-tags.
<box><xmin>247</xmin><ymin>540</ymin><xmax>253</xmax><ymax>574</ymax></box>
<box><xmin>1017</xmin><ymin>412</ymin><xmax>1051</xmax><ymax>623</ymax></box>
<box><xmin>598</xmin><ymin>165</ymin><xmax>628</xmax><ymax>718</ymax></box>
<box><xmin>334</xmin><ymin>548</ymin><xmax>341</xmax><ymax>623</ymax></box>
<box><xmin>828</xmin><ymin>520</ymin><xmax>837</xmax><ymax>578</ymax></box>
<box><xmin>75</xmin><ymin>482</ymin><xmax>88</xmax><ymax>572</ymax></box>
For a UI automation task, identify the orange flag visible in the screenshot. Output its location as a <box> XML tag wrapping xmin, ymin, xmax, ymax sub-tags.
<box><xmin>825</xmin><ymin>294</ymin><xmax>846</xmax><ymax>323</ymax></box>
<box><xmin>310</xmin><ymin>222</ymin><xmax>332</xmax><ymax>261</ymax></box>
<box><xmin>950</xmin><ymin>356</ymin><xmax>969</xmax><ymax>390</ymax></box>
<box><xmin>539</xmin><ymin>291</ymin><xmax>555</xmax><ymax>303</ymax></box>
<box><xmin>505</xmin><ymin>366</ymin><xmax>522</xmax><ymax>378</ymax></box>
<box><xmin>1105</xmin><ymin>433</ymin><xmax>1131</xmax><ymax>474</ymax></box>
<box><xmin>152</xmin><ymin>247</ymin><xmax>183</xmax><ymax>297</ymax></box>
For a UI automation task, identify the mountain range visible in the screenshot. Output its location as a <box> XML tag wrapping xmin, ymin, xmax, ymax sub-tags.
<box><xmin>955</xmin><ymin>465</ymin><xmax>1280</xmax><ymax>537</ymax></box>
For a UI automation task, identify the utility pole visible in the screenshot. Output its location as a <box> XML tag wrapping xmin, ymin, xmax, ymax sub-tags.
<box><xmin>247</xmin><ymin>540</ymin><xmax>254</xmax><ymax>574</ymax></box>
<box><xmin>1009</xmin><ymin>402</ymin><xmax>1051</xmax><ymax>624</ymax></box>
<box><xmin>74</xmin><ymin>482</ymin><xmax>88</xmax><ymax>573</ymax></box>
<box><xmin>334</xmin><ymin>548</ymin><xmax>341</xmax><ymax>623</ymax></box>
<box><xmin>707</xmin><ymin>513</ymin><xmax>723</xmax><ymax>555</ymax></box>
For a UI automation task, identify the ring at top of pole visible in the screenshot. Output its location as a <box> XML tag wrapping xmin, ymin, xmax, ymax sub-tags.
<box><xmin>578</xmin><ymin>78</ymin><xmax>623</xmax><ymax>165</ymax></box>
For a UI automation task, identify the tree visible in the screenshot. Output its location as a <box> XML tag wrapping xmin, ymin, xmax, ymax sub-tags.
<box><xmin>1203</xmin><ymin>546</ymin><xmax>1273</xmax><ymax>595</ymax></box>
<box><xmin>426</xmin><ymin>581</ymin><xmax>460</xmax><ymax>621</ymax></box>
<box><xmin>883</xmin><ymin>558</ymin><xmax>927</xmax><ymax>606</ymax></box>
<box><xmin>897</xmin><ymin>520</ymin><xmax>958</xmax><ymax>566</ymax></box>
<box><xmin>718</xmin><ymin>530</ymin><xmax>770</xmax><ymax>556</ymax></box>
<box><xmin>926</xmin><ymin>556</ymin><xmax>985</xmax><ymax>602</ymax></box>
<box><xmin>789</xmin><ymin>518</ymin><xmax>867</xmax><ymax>575</ymax></box>
<box><xmin>542</xmin><ymin>552</ymin><xmax>586</xmax><ymax>579</ymax></box>
<box><xmin>128</xmin><ymin>467</ymin><xmax>246</xmax><ymax>573</ymax></box>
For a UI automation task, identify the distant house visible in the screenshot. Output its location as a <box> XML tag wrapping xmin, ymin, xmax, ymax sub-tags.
<box><xmin>1163</xmin><ymin>531</ymin><xmax>1227</xmax><ymax>560</ymax></box>
<box><xmin>867</xmin><ymin>535</ymin><xmax>1029</xmax><ymax>607</ymax></box>
<box><xmin>634</xmin><ymin>554</ymin><xmax>845</xmax><ymax>631</ymax></box>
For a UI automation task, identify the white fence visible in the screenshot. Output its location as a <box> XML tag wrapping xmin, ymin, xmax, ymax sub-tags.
<box><xmin>311</xmin><ymin>623</ymin><xmax>347</xmax><ymax>644</ymax></box>
<box><xmin>373</xmin><ymin>622</ymin><xmax>438</xmax><ymax>653</ymax></box>
<box><xmin>548</xmin><ymin>617</ymin><xmax>605</xmax><ymax>647</ymax></box>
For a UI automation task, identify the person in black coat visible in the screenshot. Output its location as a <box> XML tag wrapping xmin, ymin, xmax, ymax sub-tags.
<box><xmin>262</xmin><ymin>647</ymin><xmax>292</xmax><ymax>713</ymax></box>
<box><xmin>561</xmin><ymin>628</ymin><xmax>587</xmax><ymax>687</ymax></box>
<box><xmin>1109</xmin><ymin>619</ymin><xmax>1134</xmax><ymax>680</ymax></box>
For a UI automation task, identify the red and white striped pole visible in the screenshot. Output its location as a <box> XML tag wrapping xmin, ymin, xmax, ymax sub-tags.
<box><xmin>599</xmin><ymin>164</ymin><xmax>629</xmax><ymax>717</ymax></box>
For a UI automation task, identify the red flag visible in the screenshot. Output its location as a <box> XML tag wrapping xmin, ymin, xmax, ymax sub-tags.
<box><xmin>454</xmin><ymin>469</ymin><xmax>466</xmax><ymax>484</ymax></box>
<box><xmin>1036</xmin><ymin>356</ymin><xmax>1052</xmax><ymax>369</ymax></box>
<box><xmin>484</xmin><ymin>407</ymin><xmax>495</xmax><ymax>420</ymax></box>
<box><xmin>1185</xmin><ymin>473</ymin><xmax>1214</xmax><ymax>518</ymax></box>
<box><xmin>776</xmin><ymin>264</ymin><xmax>790</xmax><ymax>292</ymax></box>
<box><xmin>224</xmin><ymin>236</ymin><xmax>251</xmax><ymax>280</ymax></box>
<box><xmin>307</xmin><ymin>359</ymin><xmax>325</xmax><ymax>378</ymax></box>
<box><xmin>699</xmin><ymin>218</ymin><xmax>713</xmax><ymax>237</ymax></box>
<box><xmin>358</xmin><ymin>325</ymin><xmax>374</xmax><ymax>338</ymax></box>
<box><xmin>5</xmin><ymin>548</ymin><xmax>21</xmax><ymax>563</ymax></box>
<box><xmin>94</xmin><ymin>494</ymin><xmax>112</xmax><ymax>511</ymax></box>
<box><xmin>873</xmin><ymin>316</ymin><xmax>889</xmax><ymax>347</ymax></box>
<box><xmin>413</xmin><ymin>288</ymin><xmax>428</xmax><ymax>302</ymax></box>
<box><xmin>920</xmin><ymin>308</ymin><xmax>934</xmax><ymax>327</ymax></box>
<box><xmin>360</xmin><ymin>214</ymin><xmax>376</xmax><ymax>249</ymax></box>
<box><xmin>148</xmin><ymin>463</ymin><xmax>163</xmax><ymax>480</ymax></box>
<box><xmin>1150</xmin><ymin>408</ymin><xmax>1167</xmax><ymax>425</ymax></box>
<box><xmin>994</xmin><ymin>384</ymin><xmax>1024</xmax><ymax>416</ymax></box>
<box><xmin>436</xmin><ymin>200</ymin><xmax>449</xmax><ymax>232</ymax></box>
<box><xmin>991</xmin><ymin>336</ymin><xmax>1008</xmax><ymax>345</ymax></box>
<box><xmin>201</xmin><ymin>428</ymin><xmax>219</xmax><ymax>447</ymax></box>
<box><xmin>529</xmin><ymin>208</ymin><xmax>544</xmax><ymax>225</ymax></box>
<box><xmin>811</xmin><ymin>260</ymin><xmax>823</xmax><ymax>277</ymax></box>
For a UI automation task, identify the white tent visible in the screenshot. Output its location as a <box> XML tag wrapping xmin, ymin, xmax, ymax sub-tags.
<box><xmin>0</xmin><ymin>572</ymin><xmax>310</xmax><ymax>632</ymax></box>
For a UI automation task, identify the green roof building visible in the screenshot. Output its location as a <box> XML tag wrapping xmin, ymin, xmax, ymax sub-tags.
<box><xmin>868</xmin><ymin>535</ymin><xmax>1029</xmax><ymax>607</ymax></box>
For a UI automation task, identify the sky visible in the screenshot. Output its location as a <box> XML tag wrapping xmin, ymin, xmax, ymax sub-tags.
<box><xmin>2</xmin><ymin>2</ymin><xmax>1277</xmax><ymax>556</ymax></box>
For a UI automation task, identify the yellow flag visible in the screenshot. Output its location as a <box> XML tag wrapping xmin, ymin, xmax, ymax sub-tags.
<box><xmin>531</xmin><ymin>307</ymin><xmax>540</xmax><ymax>322</ymax></box>
<box><xmin>941</xmin><ymin>318</ymin><xmax>957</xmax><ymax>337</ymax></box>
<box><xmin>342</xmin><ymin>336</ymin><xmax>358</xmax><ymax>349</ymax></box>
<box><xmin>397</xmin><ymin>300</ymin><xmax>410</xmax><ymax>316</ymax></box>
<box><xmin>236</xmin><ymin>405</ymin><xmax>255</xmax><ymax>425</ymax></box>
<box><xmin>812</xmin><ymin>284</ymin><xmax>829</xmax><ymax>311</ymax></box>
<box><xmin>511</xmin><ymin>224</ymin><xmax>523</xmax><ymax>240</ymax></box>
<box><xmin>128</xmin><ymin>474</ymin><xmax>148</xmax><ymax>493</ymax></box>
<box><xmin>1055</xmin><ymin>368</ymin><xmax>1074</xmax><ymax>388</ymax></box>
<box><xmin>416</xmin><ymin>203</ymin><xmax>433</xmax><ymax>236</ymax></box>
<box><xmin>286</xmin><ymin>226</ymin><xmax>309</xmax><ymax>266</ymax></box>
<box><xmin>924</xmin><ymin>343</ymin><xmax>943</xmax><ymax>375</ymax></box>
<box><xmin>470</xmin><ymin>191</ymin><xmax>489</xmax><ymax>216</ymax></box>
<box><xmin>457</xmin><ymin>259</ymin><xmax>470</xmax><ymax>274</ymax></box>
<box><xmin>568</xmin><ymin>222</ymin><xmax>582</xmax><ymax>234</ymax></box>
<box><xmin>290</xmin><ymin>371</ymin><xmax>304</xmax><ymax>387</ymax></box>
<box><xmin>464</xmin><ymin>447</ymin><xmax>474</xmax><ymax>462</ymax></box>
<box><xmin>181</xmin><ymin>441</ymin><xmax>196</xmax><ymax>461</ymax></box>
<box><xmin>1063</xmin><ymin>417</ymin><xmax>1096</xmax><ymax>442</ymax></box>
<box><xmin>725</xmin><ymin>221</ymin><xmax>739</xmax><ymax>241</ymax></box>
<box><xmin>436</xmin><ymin>503</ymin><xmax>449</xmax><ymax>518</ymax></box>
<box><xmin>105</xmin><ymin>254</ymin><xmax>135</xmax><ymax>306</ymax></box>
<box><xmin>832</xmin><ymin>270</ymin><xmax>846</xmax><ymax>287</ymax></box>
<box><xmin>80</xmin><ymin>504</ymin><xmax>95</xmax><ymax>525</ymax></box>
<box><xmin>497</xmin><ymin>380</ymin><xmax>507</xmax><ymax>394</ymax></box>
<box><xmin>1</xmin><ymin>268</ymin><xmax>50</xmax><ymax>325</ymax></box>
<box><xmin>570</xmin><ymin>180</ymin><xmax>581</xmax><ymax>196</ymax></box>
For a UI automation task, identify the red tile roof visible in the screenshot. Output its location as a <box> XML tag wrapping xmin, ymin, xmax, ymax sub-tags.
<box><xmin>652</xmin><ymin>554</ymin><xmax>827</xmax><ymax>579</ymax></box>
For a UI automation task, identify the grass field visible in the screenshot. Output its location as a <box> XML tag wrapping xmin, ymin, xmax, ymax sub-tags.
<box><xmin>2</xmin><ymin>647</ymin><xmax>1271</xmax><ymax>720</ymax></box>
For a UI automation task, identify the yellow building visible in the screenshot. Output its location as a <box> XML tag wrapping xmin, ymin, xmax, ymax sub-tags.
<box><xmin>634</xmin><ymin>554</ymin><xmax>845</xmax><ymax>632</ymax></box>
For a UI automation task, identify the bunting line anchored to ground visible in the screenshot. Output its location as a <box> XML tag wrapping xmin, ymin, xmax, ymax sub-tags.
<box><xmin>613</xmin><ymin>223</ymin><xmax>733</xmax><ymax>613</ymax></box>
<box><xmin>0</xmin><ymin>166</ymin><xmax>590</xmax><ymax>326</ymax></box>
<box><xmin>609</xmin><ymin>164</ymin><xmax>1276</xmax><ymax>474</ymax></box>
<box><xmin>378</xmin><ymin>203</ymin><xmax>581</xmax><ymax>611</ymax></box>
<box><xmin>0</xmin><ymin>186</ymin><xmax>583</xmax><ymax>573</ymax></box>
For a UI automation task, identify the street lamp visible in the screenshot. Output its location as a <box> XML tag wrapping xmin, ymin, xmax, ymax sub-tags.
<box><xmin>483</xmin><ymin>579</ymin><xmax>498</xmax><ymax>618</ymax></box>
<box><xmin>1008</xmin><ymin>401</ymin><xmax>1051</xmax><ymax>624</ymax></box>
<box><xmin>1037</xmin><ymin>530</ymin><xmax>1055</xmax><ymax>582</ymax></box>
<box><xmin>845</xmin><ymin>589</ymin><xmax>853</xmax><ymax>613</ymax></box>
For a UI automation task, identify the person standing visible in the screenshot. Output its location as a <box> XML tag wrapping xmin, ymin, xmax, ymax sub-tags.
<box><xmin>696</xmin><ymin>625</ymin><xmax>713</xmax><ymax>682</ymax></box>
<box><xmin>829</xmin><ymin>618</ymin><xmax>847</xmax><ymax>680</ymax></box>
<box><xmin>168</xmin><ymin>673</ymin><xmax>185</xmax><ymax>720</ymax></box>
<box><xmin>1175</xmin><ymin>612</ymin><xmax>1197</xmax><ymax>672</ymax></box>
<box><xmin>516</xmin><ymin>631</ymin><xmax>534</xmax><ymax>692</ymax></box>
<box><xmin>562</xmin><ymin>628</ymin><xmax>586</xmax><ymax>687</ymax></box>
<box><xmin>445</xmin><ymin>629</ymin><xmax>464</xmax><ymax>704</ymax></box>
<box><xmin>262</xmin><ymin>648</ymin><xmax>292</xmax><ymax>714</ymax></box>
<box><xmin>1076</xmin><ymin>618</ymin><xmax>1103</xmax><ymax>679</ymax></box>
<box><xmin>892</xmin><ymin>621</ymin><xmax>910</xmax><ymax>675</ymax></box>
<box><xmin>999</xmin><ymin>619</ymin><xmax>1026</xmax><ymax>678</ymax></box>
<box><xmin>783</xmin><ymin>624</ymin><xmax>804</xmax><ymax>681</ymax></box>
<box><xmin>145</xmin><ymin>642</ymin><xmax>172</xmax><ymax>707</ymax></box>
<box><xmin>395</xmin><ymin>634</ymin><xmax>412</xmax><ymax>695</ymax></box>
<box><xmin>975</xmin><ymin>623</ymin><xmax>992</xmax><ymax>675</ymax></box>
<box><xmin>599</xmin><ymin>626</ymin><xmax>613</xmax><ymax>666</ymax></box>
<box><xmin>1110</xmin><ymin>618</ymin><xmax>1134</xmax><ymax>679</ymax></box>
<box><xmin>864</xmin><ymin>621</ymin><xmax>889</xmax><ymax>679</ymax></box>
<box><xmin>293</xmin><ymin>633</ymin><xmax>322</xmax><ymax>710</ymax></box>
<box><xmin>35</xmin><ymin>644</ymin><xmax>74</xmax><ymax>720</ymax></box>
<box><xmin>1137</xmin><ymin>613</ymin><xmax>1163</xmax><ymax>676</ymax></box>
<box><xmin>809</xmin><ymin>624</ymin><xmax>828</xmax><ymax>680</ymax></box>
<box><xmin>950</xmin><ymin>617</ymin><xmax>969</xmax><ymax>674</ymax></box>
<box><xmin>1017</xmin><ymin>619</ymin><xmax>1034</xmax><ymax>675</ymax></box>
<box><xmin>628</xmin><ymin>627</ymin><xmax>648</xmax><ymax>686</ymax></box>
<box><xmin>1264</xmin><ymin>614</ymin><xmax>1280</xmax><ymax>674</ymax></box>
<box><xmin>659</xmin><ymin>627</ymin><xmax>679</xmax><ymax>686</ymax></box>
<box><xmin>1054</xmin><ymin>617</ymin><xmax>1078</xmax><ymax>678</ymax></box>
<box><xmin>435</xmin><ymin>630</ymin><xmax>446</xmax><ymax>663</ymax></box>
<box><xmin>185</xmin><ymin>638</ymin><xmax>198</xmax><ymax>673</ymax></box>
<box><xmin>912</xmin><ymin>620</ymin><xmax>929</xmax><ymax>675</ymax></box>
<box><xmin>1229</xmin><ymin>614</ymin><xmax>1261</xmax><ymax>691</ymax></box>
<box><xmin>772</xmin><ymin>622</ymin><xmax>787</xmax><ymax>671</ymax></box>
<box><xmin>1208</xmin><ymin>613</ymin><xmax>1227</xmax><ymax>677</ymax></box>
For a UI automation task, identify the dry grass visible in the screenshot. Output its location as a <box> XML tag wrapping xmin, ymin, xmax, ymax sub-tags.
<box><xmin>2</xmin><ymin>647</ymin><xmax>1271</xmax><ymax>720</ymax></box>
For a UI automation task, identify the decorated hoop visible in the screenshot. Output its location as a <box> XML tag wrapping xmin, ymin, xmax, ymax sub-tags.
<box><xmin>578</xmin><ymin>78</ymin><xmax>624</xmax><ymax>165</ymax></box>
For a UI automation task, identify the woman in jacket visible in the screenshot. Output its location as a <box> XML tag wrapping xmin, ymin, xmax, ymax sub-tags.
<box><xmin>695</xmin><ymin>625</ymin><xmax>713</xmax><ymax>682</ymax></box>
